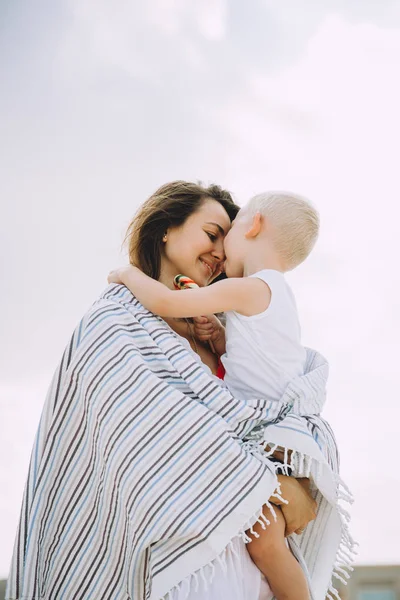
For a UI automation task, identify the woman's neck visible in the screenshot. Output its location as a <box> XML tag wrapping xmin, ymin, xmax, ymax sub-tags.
<box><xmin>163</xmin><ymin>317</ymin><xmax>220</xmax><ymax>375</ymax></box>
<box><xmin>163</xmin><ymin>317</ymin><xmax>190</xmax><ymax>339</ymax></box>
<box><xmin>158</xmin><ymin>264</ymin><xmax>177</xmax><ymax>290</ymax></box>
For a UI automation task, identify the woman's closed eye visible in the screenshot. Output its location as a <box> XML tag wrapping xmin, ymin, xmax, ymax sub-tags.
<box><xmin>206</xmin><ymin>231</ymin><xmax>218</xmax><ymax>242</ymax></box>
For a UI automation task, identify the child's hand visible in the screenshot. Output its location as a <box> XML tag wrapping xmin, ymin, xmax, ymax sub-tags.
<box><xmin>108</xmin><ymin>268</ymin><xmax>124</xmax><ymax>284</ymax></box>
<box><xmin>193</xmin><ymin>314</ymin><xmax>226</xmax><ymax>356</ymax></box>
<box><xmin>108</xmin><ymin>266</ymin><xmax>136</xmax><ymax>285</ymax></box>
<box><xmin>193</xmin><ymin>314</ymin><xmax>224</xmax><ymax>343</ymax></box>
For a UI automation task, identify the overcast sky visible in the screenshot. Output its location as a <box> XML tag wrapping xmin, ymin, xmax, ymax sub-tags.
<box><xmin>1</xmin><ymin>0</ymin><xmax>400</xmax><ymax>578</ymax></box>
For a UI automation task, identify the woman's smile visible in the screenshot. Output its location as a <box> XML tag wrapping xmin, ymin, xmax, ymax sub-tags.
<box><xmin>199</xmin><ymin>258</ymin><xmax>216</xmax><ymax>278</ymax></box>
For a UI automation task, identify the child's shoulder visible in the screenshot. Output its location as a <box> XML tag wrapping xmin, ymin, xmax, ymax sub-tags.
<box><xmin>249</xmin><ymin>268</ymin><xmax>285</xmax><ymax>284</ymax></box>
<box><xmin>233</xmin><ymin>276</ymin><xmax>272</xmax><ymax>317</ymax></box>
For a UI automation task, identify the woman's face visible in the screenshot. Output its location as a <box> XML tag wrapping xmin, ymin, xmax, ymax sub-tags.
<box><xmin>160</xmin><ymin>198</ymin><xmax>232</xmax><ymax>288</ymax></box>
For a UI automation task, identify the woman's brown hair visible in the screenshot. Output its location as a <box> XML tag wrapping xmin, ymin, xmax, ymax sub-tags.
<box><xmin>126</xmin><ymin>181</ymin><xmax>239</xmax><ymax>280</ymax></box>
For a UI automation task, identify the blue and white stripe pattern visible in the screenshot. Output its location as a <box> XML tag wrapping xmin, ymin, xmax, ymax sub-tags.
<box><xmin>6</xmin><ymin>284</ymin><xmax>353</xmax><ymax>600</ymax></box>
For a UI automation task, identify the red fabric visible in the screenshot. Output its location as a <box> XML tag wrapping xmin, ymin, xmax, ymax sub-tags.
<box><xmin>216</xmin><ymin>358</ymin><xmax>225</xmax><ymax>380</ymax></box>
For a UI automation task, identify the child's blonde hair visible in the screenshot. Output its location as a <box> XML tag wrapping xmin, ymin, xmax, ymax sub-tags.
<box><xmin>245</xmin><ymin>191</ymin><xmax>319</xmax><ymax>270</ymax></box>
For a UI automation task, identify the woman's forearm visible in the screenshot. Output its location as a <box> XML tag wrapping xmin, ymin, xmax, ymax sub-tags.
<box><xmin>269</xmin><ymin>474</ymin><xmax>290</xmax><ymax>506</ymax></box>
<box><xmin>269</xmin><ymin>475</ymin><xmax>317</xmax><ymax>537</ymax></box>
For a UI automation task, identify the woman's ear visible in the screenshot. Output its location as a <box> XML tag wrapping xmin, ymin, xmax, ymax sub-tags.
<box><xmin>245</xmin><ymin>213</ymin><xmax>262</xmax><ymax>239</ymax></box>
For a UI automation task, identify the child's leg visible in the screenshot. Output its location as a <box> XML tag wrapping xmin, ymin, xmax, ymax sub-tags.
<box><xmin>246</xmin><ymin>505</ymin><xmax>310</xmax><ymax>600</ymax></box>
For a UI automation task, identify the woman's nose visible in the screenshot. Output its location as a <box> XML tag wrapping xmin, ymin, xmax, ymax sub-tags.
<box><xmin>211</xmin><ymin>238</ymin><xmax>226</xmax><ymax>261</ymax></box>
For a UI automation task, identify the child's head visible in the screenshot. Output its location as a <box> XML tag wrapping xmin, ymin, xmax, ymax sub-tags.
<box><xmin>223</xmin><ymin>191</ymin><xmax>319</xmax><ymax>276</ymax></box>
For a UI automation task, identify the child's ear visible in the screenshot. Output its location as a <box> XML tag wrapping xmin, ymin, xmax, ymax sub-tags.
<box><xmin>245</xmin><ymin>213</ymin><xmax>262</xmax><ymax>239</ymax></box>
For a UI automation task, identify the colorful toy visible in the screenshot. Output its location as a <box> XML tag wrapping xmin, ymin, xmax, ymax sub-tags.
<box><xmin>173</xmin><ymin>274</ymin><xmax>198</xmax><ymax>290</ymax></box>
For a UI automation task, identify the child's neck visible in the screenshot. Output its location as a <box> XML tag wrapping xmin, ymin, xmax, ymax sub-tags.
<box><xmin>243</xmin><ymin>251</ymin><xmax>285</xmax><ymax>277</ymax></box>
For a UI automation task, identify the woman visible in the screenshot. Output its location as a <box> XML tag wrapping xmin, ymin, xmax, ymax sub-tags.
<box><xmin>7</xmin><ymin>181</ymin><xmax>317</xmax><ymax>600</ymax></box>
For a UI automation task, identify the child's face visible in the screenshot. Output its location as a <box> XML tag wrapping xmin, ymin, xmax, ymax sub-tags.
<box><xmin>223</xmin><ymin>208</ymin><xmax>252</xmax><ymax>278</ymax></box>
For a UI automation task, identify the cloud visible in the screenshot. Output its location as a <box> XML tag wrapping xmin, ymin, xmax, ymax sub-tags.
<box><xmin>58</xmin><ymin>0</ymin><xmax>229</xmax><ymax>83</ymax></box>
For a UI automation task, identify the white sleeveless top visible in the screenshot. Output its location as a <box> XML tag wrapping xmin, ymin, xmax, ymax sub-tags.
<box><xmin>222</xmin><ymin>269</ymin><xmax>306</xmax><ymax>403</ymax></box>
<box><xmin>168</xmin><ymin>332</ymin><xmax>273</xmax><ymax>600</ymax></box>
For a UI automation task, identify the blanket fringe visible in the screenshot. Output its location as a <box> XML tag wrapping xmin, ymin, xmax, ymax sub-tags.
<box><xmin>256</xmin><ymin>441</ymin><xmax>357</xmax><ymax>600</ymax></box>
<box><xmin>326</xmin><ymin>583</ymin><xmax>342</xmax><ymax>600</ymax></box>
<box><xmin>162</xmin><ymin>441</ymin><xmax>357</xmax><ymax>600</ymax></box>
<box><xmin>161</xmin><ymin>489</ymin><xmax>283</xmax><ymax>599</ymax></box>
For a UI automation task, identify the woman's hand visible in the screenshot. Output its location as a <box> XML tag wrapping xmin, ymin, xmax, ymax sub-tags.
<box><xmin>269</xmin><ymin>475</ymin><xmax>317</xmax><ymax>537</ymax></box>
<box><xmin>193</xmin><ymin>314</ymin><xmax>226</xmax><ymax>355</ymax></box>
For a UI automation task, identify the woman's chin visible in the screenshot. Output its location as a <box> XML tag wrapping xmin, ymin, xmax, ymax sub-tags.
<box><xmin>193</xmin><ymin>263</ymin><xmax>213</xmax><ymax>286</ymax></box>
<box><xmin>195</xmin><ymin>275</ymin><xmax>209</xmax><ymax>287</ymax></box>
<box><xmin>178</xmin><ymin>269</ymin><xmax>207</xmax><ymax>288</ymax></box>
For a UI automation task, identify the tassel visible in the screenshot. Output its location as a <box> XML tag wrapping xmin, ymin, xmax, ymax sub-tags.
<box><xmin>260</xmin><ymin>509</ymin><xmax>271</xmax><ymax>527</ymax></box>
<box><xmin>256</xmin><ymin>516</ymin><xmax>267</xmax><ymax>530</ymax></box>
<box><xmin>265</xmin><ymin>500</ymin><xmax>278</xmax><ymax>522</ymax></box>
<box><xmin>217</xmin><ymin>553</ymin><xmax>228</xmax><ymax>575</ymax></box>
<box><xmin>283</xmin><ymin>447</ymin><xmax>289</xmax><ymax>474</ymax></box>
<box><xmin>298</xmin><ymin>452</ymin><xmax>304</xmax><ymax>475</ymax></box>
<box><xmin>249</xmin><ymin>527</ymin><xmax>260</xmax><ymax>538</ymax></box>
<box><xmin>200</xmin><ymin>567</ymin><xmax>208</xmax><ymax>591</ymax></box>
<box><xmin>337</xmin><ymin>505</ymin><xmax>351</xmax><ymax>522</ymax></box>
<box><xmin>333</xmin><ymin>571</ymin><xmax>348</xmax><ymax>585</ymax></box>
<box><xmin>192</xmin><ymin>571</ymin><xmax>199</xmax><ymax>592</ymax></box>
<box><xmin>328</xmin><ymin>584</ymin><xmax>341</xmax><ymax>599</ymax></box>
<box><xmin>209</xmin><ymin>559</ymin><xmax>216</xmax><ymax>582</ymax></box>
<box><xmin>264</xmin><ymin>442</ymin><xmax>277</xmax><ymax>457</ymax></box>
<box><xmin>334</xmin><ymin>563</ymin><xmax>351</xmax><ymax>578</ymax></box>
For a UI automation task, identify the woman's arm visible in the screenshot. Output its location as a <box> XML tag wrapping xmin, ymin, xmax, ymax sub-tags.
<box><xmin>270</xmin><ymin>475</ymin><xmax>317</xmax><ymax>536</ymax></box>
<box><xmin>108</xmin><ymin>265</ymin><xmax>270</xmax><ymax>318</ymax></box>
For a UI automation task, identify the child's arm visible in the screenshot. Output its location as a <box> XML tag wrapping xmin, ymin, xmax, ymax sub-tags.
<box><xmin>108</xmin><ymin>265</ymin><xmax>270</xmax><ymax>318</ymax></box>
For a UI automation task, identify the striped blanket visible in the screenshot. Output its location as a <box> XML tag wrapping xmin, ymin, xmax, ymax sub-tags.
<box><xmin>7</xmin><ymin>285</ymin><xmax>354</xmax><ymax>600</ymax></box>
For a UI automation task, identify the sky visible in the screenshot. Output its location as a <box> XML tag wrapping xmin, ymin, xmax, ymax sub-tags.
<box><xmin>1</xmin><ymin>0</ymin><xmax>400</xmax><ymax>578</ymax></box>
